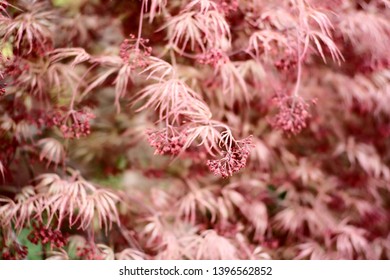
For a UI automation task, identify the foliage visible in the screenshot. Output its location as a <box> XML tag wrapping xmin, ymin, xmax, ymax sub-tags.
<box><xmin>1</xmin><ymin>0</ymin><xmax>390</xmax><ymax>260</ymax></box>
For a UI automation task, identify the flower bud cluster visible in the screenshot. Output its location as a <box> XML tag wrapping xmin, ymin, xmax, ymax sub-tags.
<box><xmin>197</xmin><ymin>49</ymin><xmax>227</xmax><ymax>67</ymax></box>
<box><xmin>207</xmin><ymin>136</ymin><xmax>253</xmax><ymax>178</ymax></box>
<box><xmin>147</xmin><ymin>129</ymin><xmax>187</xmax><ymax>156</ymax></box>
<box><xmin>76</xmin><ymin>246</ymin><xmax>103</xmax><ymax>260</ymax></box>
<box><xmin>1</xmin><ymin>243</ymin><xmax>28</xmax><ymax>260</ymax></box>
<box><xmin>59</xmin><ymin>110</ymin><xmax>95</xmax><ymax>139</ymax></box>
<box><xmin>271</xmin><ymin>95</ymin><xmax>312</xmax><ymax>135</ymax></box>
<box><xmin>119</xmin><ymin>34</ymin><xmax>152</xmax><ymax>69</ymax></box>
<box><xmin>28</xmin><ymin>223</ymin><xmax>67</xmax><ymax>249</ymax></box>
<box><xmin>217</xmin><ymin>0</ymin><xmax>238</xmax><ymax>14</ymax></box>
